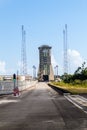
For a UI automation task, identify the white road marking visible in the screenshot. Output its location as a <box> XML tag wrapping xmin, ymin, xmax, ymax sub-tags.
<box><xmin>64</xmin><ymin>95</ymin><xmax>87</xmax><ymax>114</ymax></box>
<box><xmin>0</xmin><ymin>99</ymin><xmax>20</xmax><ymax>104</ymax></box>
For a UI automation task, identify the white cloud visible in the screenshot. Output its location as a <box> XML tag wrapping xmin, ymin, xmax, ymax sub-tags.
<box><xmin>51</xmin><ymin>54</ymin><xmax>58</xmax><ymax>67</ymax></box>
<box><xmin>51</xmin><ymin>54</ymin><xmax>63</xmax><ymax>75</ymax></box>
<box><xmin>68</xmin><ymin>49</ymin><xmax>84</xmax><ymax>73</ymax></box>
<box><xmin>0</xmin><ymin>61</ymin><xmax>6</xmax><ymax>74</ymax></box>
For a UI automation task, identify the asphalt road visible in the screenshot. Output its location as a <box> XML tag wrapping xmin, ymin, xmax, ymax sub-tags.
<box><xmin>0</xmin><ymin>82</ymin><xmax>87</xmax><ymax>130</ymax></box>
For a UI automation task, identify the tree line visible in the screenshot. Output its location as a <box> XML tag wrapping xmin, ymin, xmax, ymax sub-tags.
<box><xmin>62</xmin><ymin>62</ymin><xmax>87</xmax><ymax>84</ymax></box>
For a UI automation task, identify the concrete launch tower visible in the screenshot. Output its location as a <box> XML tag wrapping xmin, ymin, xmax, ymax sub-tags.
<box><xmin>38</xmin><ymin>45</ymin><xmax>54</xmax><ymax>81</ymax></box>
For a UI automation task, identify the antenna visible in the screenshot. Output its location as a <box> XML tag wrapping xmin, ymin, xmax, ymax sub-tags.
<box><xmin>21</xmin><ymin>25</ymin><xmax>27</xmax><ymax>75</ymax></box>
<box><xmin>63</xmin><ymin>24</ymin><xmax>68</xmax><ymax>74</ymax></box>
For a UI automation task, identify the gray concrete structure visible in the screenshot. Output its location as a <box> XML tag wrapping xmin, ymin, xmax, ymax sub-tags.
<box><xmin>38</xmin><ymin>45</ymin><xmax>54</xmax><ymax>81</ymax></box>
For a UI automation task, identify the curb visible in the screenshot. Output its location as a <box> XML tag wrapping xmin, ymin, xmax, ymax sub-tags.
<box><xmin>48</xmin><ymin>83</ymin><xmax>72</xmax><ymax>95</ymax></box>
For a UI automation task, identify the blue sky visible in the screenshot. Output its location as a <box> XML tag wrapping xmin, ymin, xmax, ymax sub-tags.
<box><xmin>0</xmin><ymin>0</ymin><xmax>87</xmax><ymax>76</ymax></box>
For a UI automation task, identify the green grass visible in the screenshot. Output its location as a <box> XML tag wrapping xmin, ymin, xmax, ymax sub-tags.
<box><xmin>50</xmin><ymin>81</ymin><xmax>87</xmax><ymax>94</ymax></box>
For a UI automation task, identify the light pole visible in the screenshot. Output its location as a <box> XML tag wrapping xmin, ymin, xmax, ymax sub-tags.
<box><xmin>34</xmin><ymin>66</ymin><xmax>36</xmax><ymax>79</ymax></box>
<box><xmin>54</xmin><ymin>66</ymin><xmax>56</xmax><ymax>80</ymax></box>
<box><xmin>17</xmin><ymin>70</ymin><xmax>19</xmax><ymax>88</ymax></box>
<box><xmin>56</xmin><ymin>65</ymin><xmax>58</xmax><ymax>79</ymax></box>
<box><xmin>32</xmin><ymin>65</ymin><xmax>36</xmax><ymax>80</ymax></box>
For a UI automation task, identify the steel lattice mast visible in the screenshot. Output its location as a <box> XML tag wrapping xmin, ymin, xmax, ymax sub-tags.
<box><xmin>63</xmin><ymin>24</ymin><xmax>68</xmax><ymax>74</ymax></box>
<box><xmin>21</xmin><ymin>25</ymin><xmax>27</xmax><ymax>75</ymax></box>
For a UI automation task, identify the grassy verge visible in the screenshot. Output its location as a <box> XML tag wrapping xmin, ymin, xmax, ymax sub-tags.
<box><xmin>50</xmin><ymin>81</ymin><xmax>87</xmax><ymax>94</ymax></box>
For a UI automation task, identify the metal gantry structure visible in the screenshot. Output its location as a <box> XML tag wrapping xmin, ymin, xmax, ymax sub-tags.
<box><xmin>63</xmin><ymin>24</ymin><xmax>68</xmax><ymax>74</ymax></box>
<box><xmin>20</xmin><ymin>24</ymin><xmax>68</xmax><ymax>76</ymax></box>
<box><xmin>21</xmin><ymin>25</ymin><xmax>27</xmax><ymax>75</ymax></box>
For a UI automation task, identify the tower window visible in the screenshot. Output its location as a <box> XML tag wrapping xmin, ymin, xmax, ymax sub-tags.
<box><xmin>43</xmin><ymin>49</ymin><xmax>48</xmax><ymax>57</ymax></box>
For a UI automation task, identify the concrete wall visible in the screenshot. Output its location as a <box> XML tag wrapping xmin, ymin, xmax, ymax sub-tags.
<box><xmin>0</xmin><ymin>80</ymin><xmax>37</xmax><ymax>95</ymax></box>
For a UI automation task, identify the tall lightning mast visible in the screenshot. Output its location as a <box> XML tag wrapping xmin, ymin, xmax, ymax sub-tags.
<box><xmin>63</xmin><ymin>24</ymin><xmax>68</xmax><ymax>74</ymax></box>
<box><xmin>21</xmin><ymin>25</ymin><xmax>27</xmax><ymax>75</ymax></box>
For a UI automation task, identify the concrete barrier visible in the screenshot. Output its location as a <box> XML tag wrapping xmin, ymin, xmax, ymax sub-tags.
<box><xmin>0</xmin><ymin>80</ymin><xmax>38</xmax><ymax>95</ymax></box>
